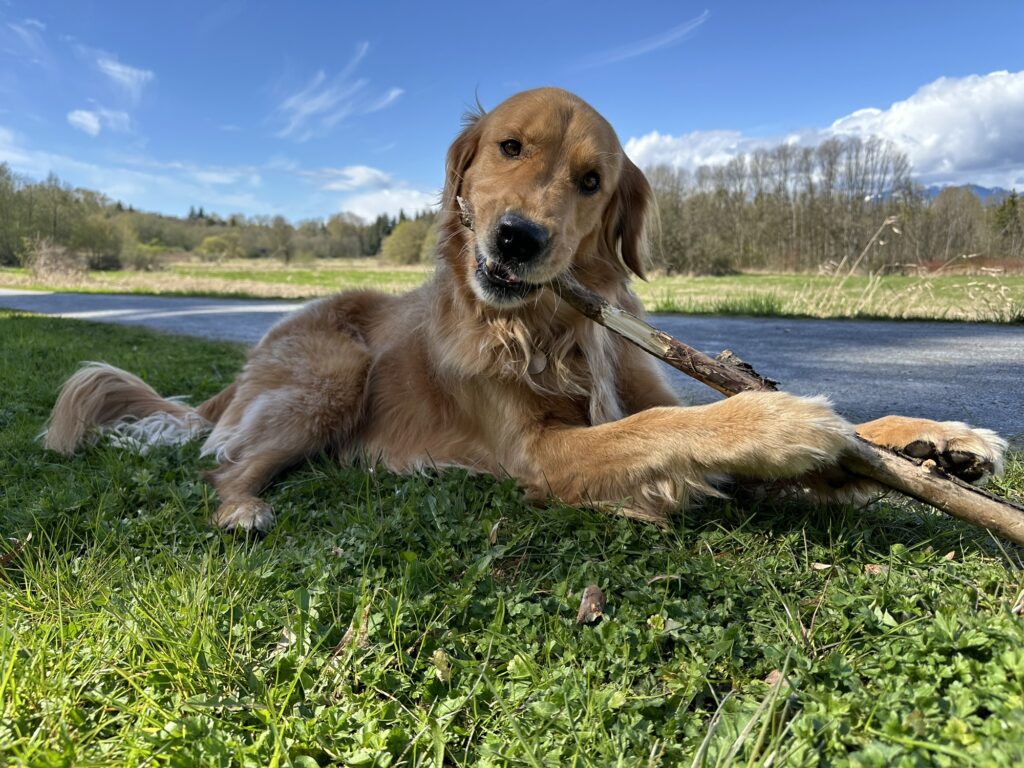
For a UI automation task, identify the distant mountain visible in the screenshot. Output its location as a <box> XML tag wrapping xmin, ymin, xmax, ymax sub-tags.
<box><xmin>923</xmin><ymin>184</ymin><xmax>1013</xmax><ymax>202</ymax></box>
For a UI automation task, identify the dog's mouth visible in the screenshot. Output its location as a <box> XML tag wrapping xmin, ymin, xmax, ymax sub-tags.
<box><xmin>474</xmin><ymin>248</ymin><xmax>539</xmax><ymax>302</ymax></box>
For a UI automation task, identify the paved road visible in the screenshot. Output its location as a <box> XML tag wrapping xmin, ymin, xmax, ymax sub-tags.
<box><xmin>3</xmin><ymin>288</ymin><xmax>1022</xmax><ymax>441</ymax></box>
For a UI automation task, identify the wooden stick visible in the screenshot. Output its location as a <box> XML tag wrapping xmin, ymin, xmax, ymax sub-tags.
<box><xmin>553</xmin><ymin>274</ymin><xmax>1024</xmax><ymax>546</ymax></box>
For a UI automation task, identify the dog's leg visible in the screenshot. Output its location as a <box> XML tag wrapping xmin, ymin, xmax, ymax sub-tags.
<box><xmin>524</xmin><ymin>391</ymin><xmax>856</xmax><ymax>524</ymax></box>
<box><xmin>202</xmin><ymin>330</ymin><xmax>372</xmax><ymax>532</ymax></box>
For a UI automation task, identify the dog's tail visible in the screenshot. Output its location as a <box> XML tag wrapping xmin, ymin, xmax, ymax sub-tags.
<box><xmin>42</xmin><ymin>362</ymin><xmax>234</xmax><ymax>455</ymax></box>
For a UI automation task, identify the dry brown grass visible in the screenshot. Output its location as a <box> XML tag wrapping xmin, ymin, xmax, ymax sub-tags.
<box><xmin>2</xmin><ymin>254</ymin><xmax>1022</xmax><ymax>322</ymax></box>
<box><xmin>19</xmin><ymin>239</ymin><xmax>87</xmax><ymax>281</ymax></box>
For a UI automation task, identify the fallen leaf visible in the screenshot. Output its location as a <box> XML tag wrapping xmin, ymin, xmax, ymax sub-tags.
<box><xmin>943</xmin><ymin>551</ymin><xmax>956</xmax><ymax>561</ymax></box>
<box><xmin>576</xmin><ymin>584</ymin><xmax>606</xmax><ymax>625</ymax></box>
<box><xmin>488</xmin><ymin>518</ymin><xmax>503</xmax><ymax>546</ymax></box>
<box><xmin>811</xmin><ymin>562</ymin><xmax>832</xmax><ymax>571</ymax></box>
<box><xmin>864</xmin><ymin>564</ymin><xmax>889</xmax><ymax>576</ymax></box>
<box><xmin>334</xmin><ymin>603</ymin><xmax>372</xmax><ymax>655</ymax></box>
<box><xmin>431</xmin><ymin>649</ymin><xmax>451</xmax><ymax>682</ymax></box>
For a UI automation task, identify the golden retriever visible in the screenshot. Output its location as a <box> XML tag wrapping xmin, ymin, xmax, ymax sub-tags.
<box><xmin>44</xmin><ymin>87</ymin><xmax>1007</xmax><ymax>532</ymax></box>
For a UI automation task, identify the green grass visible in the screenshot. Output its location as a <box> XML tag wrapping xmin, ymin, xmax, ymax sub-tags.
<box><xmin>637</xmin><ymin>274</ymin><xmax>1024</xmax><ymax>323</ymax></box>
<box><xmin>3</xmin><ymin>311</ymin><xmax>1024</xmax><ymax>766</ymax></box>
<box><xmin>4</xmin><ymin>262</ymin><xmax>1024</xmax><ymax>322</ymax></box>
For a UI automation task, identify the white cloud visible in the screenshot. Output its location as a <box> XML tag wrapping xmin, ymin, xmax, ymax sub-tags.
<box><xmin>96</xmin><ymin>55</ymin><xmax>154</xmax><ymax>101</ymax></box>
<box><xmin>22</xmin><ymin>18</ymin><xmax>45</xmax><ymax>31</ymax></box>
<box><xmin>340</xmin><ymin>187</ymin><xmax>436</xmax><ymax>220</ymax></box>
<box><xmin>625</xmin><ymin>70</ymin><xmax>1024</xmax><ymax>189</ymax></box>
<box><xmin>67</xmin><ymin>110</ymin><xmax>101</xmax><ymax>136</ymax></box>
<box><xmin>625</xmin><ymin>129</ymin><xmax>762</xmax><ymax>171</ymax></box>
<box><xmin>65</xmin><ymin>107</ymin><xmax>132</xmax><ymax>137</ymax></box>
<box><xmin>299</xmin><ymin>164</ymin><xmax>433</xmax><ymax>217</ymax></box>
<box><xmin>273</xmin><ymin>42</ymin><xmax>403</xmax><ymax>141</ymax></box>
<box><xmin>579</xmin><ymin>10</ymin><xmax>709</xmax><ymax>69</ymax></box>
<box><xmin>827</xmin><ymin>70</ymin><xmax>1024</xmax><ymax>188</ymax></box>
<box><xmin>306</xmin><ymin>165</ymin><xmax>392</xmax><ymax>191</ymax></box>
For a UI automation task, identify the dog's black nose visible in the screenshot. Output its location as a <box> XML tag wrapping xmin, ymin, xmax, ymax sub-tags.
<box><xmin>495</xmin><ymin>214</ymin><xmax>549</xmax><ymax>263</ymax></box>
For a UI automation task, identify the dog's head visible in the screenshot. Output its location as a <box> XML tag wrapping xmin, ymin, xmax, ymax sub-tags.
<box><xmin>441</xmin><ymin>87</ymin><xmax>651</xmax><ymax>308</ymax></box>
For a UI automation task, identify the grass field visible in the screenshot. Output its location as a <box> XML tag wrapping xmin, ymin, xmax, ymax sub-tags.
<box><xmin>3</xmin><ymin>259</ymin><xmax>1024</xmax><ymax>322</ymax></box>
<box><xmin>3</xmin><ymin>311</ymin><xmax>1024</xmax><ymax>766</ymax></box>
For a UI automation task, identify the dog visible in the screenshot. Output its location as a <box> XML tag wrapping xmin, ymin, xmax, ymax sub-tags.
<box><xmin>43</xmin><ymin>87</ymin><xmax>1008</xmax><ymax>532</ymax></box>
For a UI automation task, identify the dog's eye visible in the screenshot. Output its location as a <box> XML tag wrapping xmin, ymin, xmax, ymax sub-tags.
<box><xmin>580</xmin><ymin>171</ymin><xmax>601</xmax><ymax>195</ymax></box>
<box><xmin>499</xmin><ymin>139</ymin><xmax>522</xmax><ymax>158</ymax></box>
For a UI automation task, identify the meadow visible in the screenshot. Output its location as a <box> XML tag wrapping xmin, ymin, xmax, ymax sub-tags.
<box><xmin>2</xmin><ymin>259</ymin><xmax>1024</xmax><ymax>323</ymax></box>
<box><xmin>2</xmin><ymin>311</ymin><xmax>1024</xmax><ymax>766</ymax></box>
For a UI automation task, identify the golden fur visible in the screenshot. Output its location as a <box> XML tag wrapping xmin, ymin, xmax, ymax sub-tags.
<box><xmin>44</xmin><ymin>88</ymin><xmax>1007</xmax><ymax>532</ymax></box>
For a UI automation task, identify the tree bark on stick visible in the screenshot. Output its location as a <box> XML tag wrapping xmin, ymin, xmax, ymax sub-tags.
<box><xmin>553</xmin><ymin>275</ymin><xmax>1024</xmax><ymax>546</ymax></box>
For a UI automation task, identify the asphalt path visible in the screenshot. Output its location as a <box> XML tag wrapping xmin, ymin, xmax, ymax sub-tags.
<box><xmin>3</xmin><ymin>288</ymin><xmax>1022</xmax><ymax>441</ymax></box>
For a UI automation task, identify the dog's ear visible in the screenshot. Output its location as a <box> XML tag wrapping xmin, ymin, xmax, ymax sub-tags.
<box><xmin>602</xmin><ymin>156</ymin><xmax>652</xmax><ymax>280</ymax></box>
<box><xmin>442</xmin><ymin>110</ymin><xmax>485</xmax><ymax>213</ymax></box>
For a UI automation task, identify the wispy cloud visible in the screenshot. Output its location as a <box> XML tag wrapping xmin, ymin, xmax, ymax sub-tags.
<box><xmin>273</xmin><ymin>43</ymin><xmax>403</xmax><ymax>141</ymax></box>
<box><xmin>579</xmin><ymin>10</ymin><xmax>710</xmax><ymax>69</ymax></box>
<box><xmin>95</xmin><ymin>54</ymin><xmax>154</xmax><ymax>101</ymax></box>
<box><xmin>365</xmin><ymin>87</ymin><xmax>404</xmax><ymax>114</ymax></box>
<box><xmin>303</xmin><ymin>165</ymin><xmax>392</xmax><ymax>191</ymax></box>
<box><xmin>4</xmin><ymin>18</ymin><xmax>54</xmax><ymax>68</ymax></box>
<box><xmin>0</xmin><ymin>126</ymin><xmax>271</xmax><ymax>214</ymax></box>
<box><xmin>66</xmin><ymin>107</ymin><xmax>131</xmax><ymax>137</ymax></box>
<box><xmin>118</xmin><ymin>154</ymin><xmax>262</xmax><ymax>188</ymax></box>
<box><xmin>0</xmin><ymin>124</ymin><xmax>431</xmax><ymax>221</ymax></box>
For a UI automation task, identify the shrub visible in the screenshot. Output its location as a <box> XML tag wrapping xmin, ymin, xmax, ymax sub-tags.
<box><xmin>381</xmin><ymin>219</ymin><xmax>432</xmax><ymax>265</ymax></box>
<box><xmin>19</xmin><ymin>238</ymin><xmax>86</xmax><ymax>280</ymax></box>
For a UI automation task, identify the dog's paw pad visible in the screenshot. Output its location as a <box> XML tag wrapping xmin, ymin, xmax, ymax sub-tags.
<box><xmin>902</xmin><ymin>440</ymin><xmax>936</xmax><ymax>459</ymax></box>
<box><xmin>898</xmin><ymin>430</ymin><xmax>1004</xmax><ymax>485</ymax></box>
<box><xmin>214</xmin><ymin>499</ymin><xmax>276</xmax><ymax>534</ymax></box>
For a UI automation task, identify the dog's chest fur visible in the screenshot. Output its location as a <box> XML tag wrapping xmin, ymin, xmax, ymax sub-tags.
<box><xmin>445</xmin><ymin>309</ymin><xmax>624</xmax><ymax>428</ymax></box>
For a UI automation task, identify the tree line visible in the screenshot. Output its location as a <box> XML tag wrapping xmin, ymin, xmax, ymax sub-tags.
<box><xmin>0</xmin><ymin>163</ymin><xmax>418</xmax><ymax>270</ymax></box>
<box><xmin>3</xmin><ymin>137</ymin><xmax>1023</xmax><ymax>275</ymax></box>
<box><xmin>646</xmin><ymin>135</ymin><xmax>1024</xmax><ymax>274</ymax></box>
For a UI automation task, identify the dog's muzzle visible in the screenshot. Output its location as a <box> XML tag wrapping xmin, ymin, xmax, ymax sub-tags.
<box><xmin>472</xmin><ymin>213</ymin><xmax>550</xmax><ymax>303</ymax></box>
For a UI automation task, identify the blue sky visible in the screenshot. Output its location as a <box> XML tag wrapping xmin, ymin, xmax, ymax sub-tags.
<box><xmin>2</xmin><ymin>0</ymin><xmax>1022</xmax><ymax>222</ymax></box>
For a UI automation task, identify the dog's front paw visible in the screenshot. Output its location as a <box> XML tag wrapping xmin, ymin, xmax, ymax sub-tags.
<box><xmin>723</xmin><ymin>392</ymin><xmax>857</xmax><ymax>479</ymax></box>
<box><xmin>214</xmin><ymin>497</ymin><xmax>276</xmax><ymax>533</ymax></box>
<box><xmin>857</xmin><ymin>416</ymin><xmax>1007</xmax><ymax>484</ymax></box>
